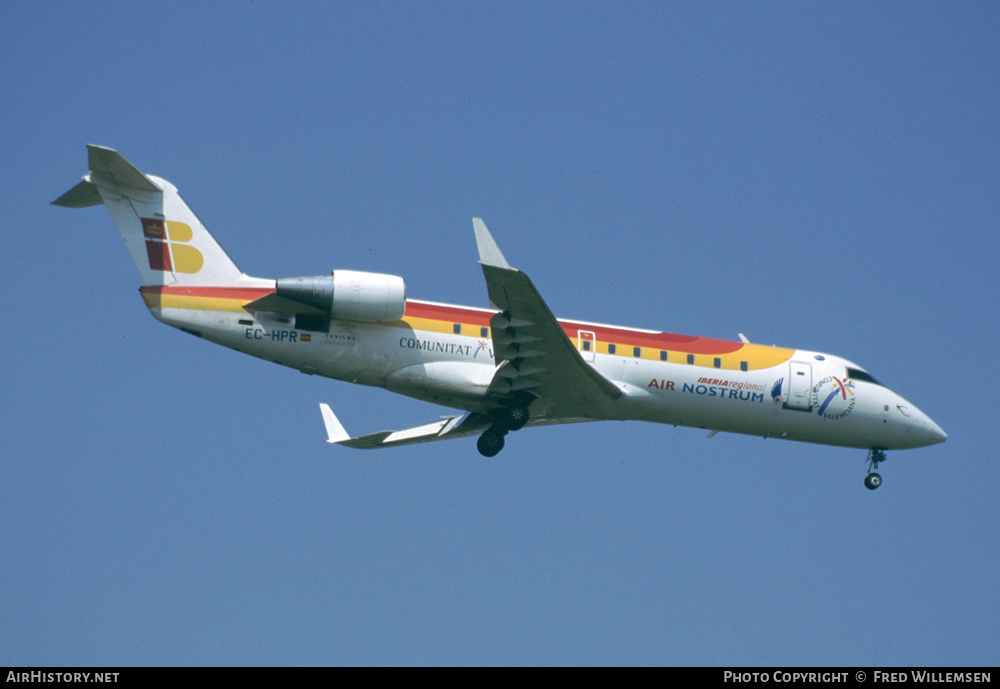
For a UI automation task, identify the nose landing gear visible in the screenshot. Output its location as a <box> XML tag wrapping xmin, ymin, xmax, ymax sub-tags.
<box><xmin>865</xmin><ymin>448</ymin><xmax>887</xmax><ymax>490</ymax></box>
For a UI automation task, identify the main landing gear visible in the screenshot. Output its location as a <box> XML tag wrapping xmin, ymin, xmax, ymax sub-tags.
<box><xmin>477</xmin><ymin>404</ymin><xmax>530</xmax><ymax>457</ymax></box>
<box><xmin>477</xmin><ymin>428</ymin><xmax>506</xmax><ymax>457</ymax></box>
<box><xmin>865</xmin><ymin>448</ymin><xmax>887</xmax><ymax>490</ymax></box>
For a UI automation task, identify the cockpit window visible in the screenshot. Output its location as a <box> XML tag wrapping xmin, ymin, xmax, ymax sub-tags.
<box><xmin>846</xmin><ymin>368</ymin><xmax>882</xmax><ymax>386</ymax></box>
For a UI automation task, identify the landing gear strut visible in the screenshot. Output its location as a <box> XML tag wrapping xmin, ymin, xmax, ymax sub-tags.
<box><xmin>865</xmin><ymin>448</ymin><xmax>886</xmax><ymax>490</ymax></box>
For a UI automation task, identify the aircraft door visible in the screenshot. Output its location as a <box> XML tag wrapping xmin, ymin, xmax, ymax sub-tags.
<box><xmin>578</xmin><ymin>330</ymin><xmax>596</xmax><ymax>362</ymax></box>
<box><xmin>786</xmin><ymin>361</ymin><xmax>813</xmax><ymax>410</ymax></box>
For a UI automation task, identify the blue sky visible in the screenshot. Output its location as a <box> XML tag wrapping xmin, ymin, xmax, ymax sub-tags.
<box><xmin>3</xmin><ymin>2</ymin><xmax>998</xmax><ymax>666</ymax></box>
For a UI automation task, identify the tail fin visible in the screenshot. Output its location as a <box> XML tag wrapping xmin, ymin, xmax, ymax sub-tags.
<box><xmin>53</xmin><ymin>145</ymin><xmax>246</xmax><ymax>286</ymax></box>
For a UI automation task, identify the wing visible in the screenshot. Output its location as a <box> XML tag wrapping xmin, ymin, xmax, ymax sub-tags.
<box><xmin>318</xmin><ymin>220</ymin><xmax>621</xmax><ymax>451</ymax></box>
<box><xmin>319</xmin><ymin>403</ymin><xmax>595</xmax><ymax>450</ymax></box>
<box><xmin>473</xmin><ymin>219</ymin><xmax>622</xmax><ymax>421</ymax></box>
<box><xmin>320</xmin><ymin>403</ymin><xmax>492</xmax><ymax>449</ymax></box>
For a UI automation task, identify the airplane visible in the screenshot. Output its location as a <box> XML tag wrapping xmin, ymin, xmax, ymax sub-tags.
<box><xmin>54</xmin><ymin>145</ymin><xmax>946</xmax><ymax>489</ymax></box>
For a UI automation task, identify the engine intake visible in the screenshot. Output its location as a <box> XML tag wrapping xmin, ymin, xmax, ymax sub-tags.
<box><xmin>276</xmin><ymin>271</ymin><xmax>406</xmax><ymax>322</ymax></box>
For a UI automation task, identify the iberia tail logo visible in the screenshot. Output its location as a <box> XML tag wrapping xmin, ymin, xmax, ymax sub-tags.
<box><xmin>141</xmin><ymin>218</ymin><xmax>204</xmax><ymax>274</ymax></box>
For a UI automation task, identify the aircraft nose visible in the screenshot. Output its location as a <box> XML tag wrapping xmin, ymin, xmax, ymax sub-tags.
<box><xmin>895</xmin><ymin>401</ymin><xmax>947</xmax><ymax>447</ymax></box>
<box><xmin>915</xmin><ymin>408</ymin><xmax>947</xmax><ymax>445</ymax></box>
<box><xmin>927</xmin><ymin>418</ymin><xmax>947</xmax><ymax>444</ymax></box>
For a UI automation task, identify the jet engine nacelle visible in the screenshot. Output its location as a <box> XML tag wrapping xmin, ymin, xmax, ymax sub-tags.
<box><xmin>276</xmin><ymin>270</ymin><xmax>406</xmax><ymax>322</ymax></box>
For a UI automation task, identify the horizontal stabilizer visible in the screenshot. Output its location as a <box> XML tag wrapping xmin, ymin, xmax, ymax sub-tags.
<box><xmin>51</xmin><ymin>180</ymin><xmax>103</xmax><ymax>208</ymax></box>
<box><xmin>319</xmin><ymin>403</ymin><xmax>490</xmax><ymax>449</ymax></box>
<box><xmin>86</xmin><ymin>144</ymin><xmax>161</xmax><ymax>191</ymax></box>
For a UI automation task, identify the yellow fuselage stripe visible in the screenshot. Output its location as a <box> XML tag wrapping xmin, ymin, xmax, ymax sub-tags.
<box><xmin>143</xmin><ymin>293</ymin><xmax>794</xmax><ymax>371</ymax></box>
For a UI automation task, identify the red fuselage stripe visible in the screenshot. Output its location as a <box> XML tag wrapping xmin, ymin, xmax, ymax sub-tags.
<box><xmin>139</xmin><ymin>287</ymin><xmax>745</xmax><ymax>354</ymax></box>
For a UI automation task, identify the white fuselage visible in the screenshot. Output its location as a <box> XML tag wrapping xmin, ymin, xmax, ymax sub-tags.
<box><xmin>148</xmin><ymin>291</ymin><xmax>946</xmax><ymax>452</ymax></box>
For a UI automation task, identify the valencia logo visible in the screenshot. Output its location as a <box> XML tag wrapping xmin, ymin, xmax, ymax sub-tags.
<box><xmin>812</xmin><ymin>376</ymin><xmax>856</xmax><ymax>420</ymax></box>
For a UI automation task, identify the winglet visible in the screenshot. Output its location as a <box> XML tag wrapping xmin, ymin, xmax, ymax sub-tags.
<box><xmin>473</xmin><ymin>218</ymin><xmax>513</xmax><ymax>270</ymax></box>
<box><xmin>319</xmin><ymin>403</ymin><xmax>351</xmax><ymax>444</ymax></box>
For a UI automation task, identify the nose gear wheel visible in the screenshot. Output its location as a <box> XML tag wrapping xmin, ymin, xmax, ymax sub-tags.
<box><xmin>865</xmin><ymin>448</ymin><xmax>887</xmax><ymax>490</ymax></box>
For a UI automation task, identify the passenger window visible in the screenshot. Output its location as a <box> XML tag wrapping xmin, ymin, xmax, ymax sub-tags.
<box><xmin>481</xmin><ymin>327</ymin><xmax>488</xmax><ymax>338</ymax></box>
<box><xmin>660</xmin><ymin>351</ymin><xmax>668</xmax><ymax>362</ymax></box>
<box><xmin>714</xmin><ymin>357</ymin><xmax>722</xmax><ymax>368</ymax></box>
<box><xmin>740</xmin><ymin>361</ymin><xmax>748</xmax><ymax>372</ymax></box>
<box><xmin>608</xmin><ymin>344</ymin><xmax>617</xmax><ymax>355</ymax></box>
<box><xmin>687</xmin><ymin>354</ymin><xmax>695</xmax><ymax>365</ymax></box>
<box><xmin>453</xmin><ymin>323</ymin><xmax>461</xmax><ymax>334</ymax></box>
<box><xmin>633</xmin><ymin>347</ymin><xmax>641</xmax><ymax>358</ymax></box>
